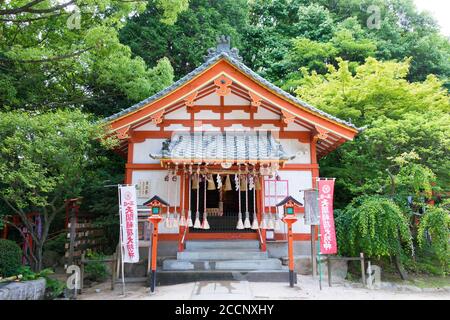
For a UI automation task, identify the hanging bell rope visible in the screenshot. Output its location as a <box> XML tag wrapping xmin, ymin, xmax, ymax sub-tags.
<box><xmin>202</xmin><ymin>174</ymin><xmax>210</xmax><ymax>229</ymax></box>
<box><xmin>273</xmin><ymin>173</ymin><xmax>281</xmax><ymax>231</ymax></box>
<box><xmin>187</xmin><ymin>166</ymin><xmax>193</xmax><ymax>227</ymax></box>
<box><xmin>165</xmin><ymin>170</ymin><xmax>172</xmax><ymax>229</ymax></box>
<box><xmin>267</xmin><ymin>177</ymin><xmax>275</xmax><ymax>229</ymax></box>
<box><xmin>251</xmin><ymin>175</ymin><xmax>259</xmax><ymax>229</ymax></box>
<box><xmin>193</xmin><ymin>169</ymin><xmax>201</xmax><ymax>228</ymax></box>
<box><xmin>244</xmin><ymin>174</ymin><xmax>251</xmax><ymax>229</ymax></box>
<box><xmin>236</xmin><ymin>167</ymin><xmax>244</xmax><ymax>230</ymax></box>
<box><xmin>179</xmin><ymin>168</ymin><xmax>187</xmax><ymax>227</ymax></box>
<box><xmin>172</xmin><ymin>172</ymin><xmax>179</xmax><ymax>229</ymax></box>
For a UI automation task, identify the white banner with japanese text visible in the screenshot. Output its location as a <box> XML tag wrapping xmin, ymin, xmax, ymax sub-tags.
<box><xmin>119</xmin><ymin>185</ymin><xmax>139</xmax><ymax>263</ymax></box>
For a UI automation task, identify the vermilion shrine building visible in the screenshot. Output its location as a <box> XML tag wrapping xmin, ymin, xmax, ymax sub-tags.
<box><xmin>105</xmin><ymin>37</ymin><xmax>359</xmax><ymax>279</ymax></box>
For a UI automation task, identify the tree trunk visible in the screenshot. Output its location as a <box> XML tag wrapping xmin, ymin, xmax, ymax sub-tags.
<box><xmin>35</xmin><ymin>242</ymin><xmax>43</xmax><ymax>272</ymax></box>
<box><xmin>394</xmin><ymin>255</ymin><xmax>408</xmax><ymax>280</ymax></box>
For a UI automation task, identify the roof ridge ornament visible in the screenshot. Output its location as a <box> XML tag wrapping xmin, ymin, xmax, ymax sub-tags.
<box><xmin>204</xmin><ymin>35</ymin><xmax>243</xmax><ymax>62</ymax></box>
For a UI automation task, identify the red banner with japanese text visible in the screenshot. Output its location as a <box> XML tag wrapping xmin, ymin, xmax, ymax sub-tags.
<box><xmin>119</xmin><ymin>186</ymin><xmax>139</xmax><ymax>263</ymax></box>
<box><xmin>318</xmin><ymin>179</ymin><xmax>337</xmax><ymax>254</ymax></box>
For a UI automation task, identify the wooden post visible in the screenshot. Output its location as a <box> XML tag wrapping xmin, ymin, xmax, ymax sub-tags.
<box><xmin>327</xmin><ymin>255</ymin><xmax>332</xmax><ymax>287</ymax></box>
<box><xmin>80</xmin><ymin>252</ymin><xmax>85</xmax><ymax>294</ymax></box>
<box><xmin>287</xmin><ymin>222</ymin><xmax>294</xmax><ymax>287</ymax></box>
<box><xmin>311</xmin><ymin>225</ymin><xmax>317</xmax><ymax>277</ymax></box>
<box><xmin>282</xmin><ymin>215</ymin><xmax>297</xmax><ymax>288</ymax></box>
<box><xmin>148</xmin><ymin>214</ymin><xmax>162</xmax><ymax>293</ymax></box>
<box><xmin>67</xmin><ymin>210</ymin><xmax>77</xmax><ymax>267</ymax></box>
<box><xmin>111</xmin><ymin>252</ymin><xmax>117</xmax><ymax>291</ymax></box>
<box><xmin>147</xmin><ymin>226</ymin><xmax>152</xmax><ymax>276</ymax></box>
<box><xmin>360</xmin><ymin>252</ymin><xmax>366</xmax><ymax>286</ymax></box>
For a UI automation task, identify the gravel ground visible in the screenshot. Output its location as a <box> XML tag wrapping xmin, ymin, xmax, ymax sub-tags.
<box><xmin>77</xmin><ymin>275</ymin><xmax>450</xmax><ymax>300</ymax></box>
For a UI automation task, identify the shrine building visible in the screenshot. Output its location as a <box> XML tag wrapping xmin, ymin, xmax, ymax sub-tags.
<box><xmin>104</xmin><ymin>36</ymin><xmax>360</xmax><ymax>281</ymax></box>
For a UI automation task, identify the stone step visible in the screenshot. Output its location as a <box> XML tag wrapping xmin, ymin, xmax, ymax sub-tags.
<box><xmin>177</xmin><ymin>249</ymin><xmax>268</xmax><ymax>261</ymax></box>
<box><xmin>163</xmin><ymin>258</ymin><xmax>282</xmax><ymax>271</ymax></box>
<box><xmin>154</xmin><ymin>270</ymin><xmax>297</xmax><ymax>285</ymax></box>
<box><xmin>186</xmin><ymin>240</ymin><xmax>260</xmax><ymax>250</ymax></box>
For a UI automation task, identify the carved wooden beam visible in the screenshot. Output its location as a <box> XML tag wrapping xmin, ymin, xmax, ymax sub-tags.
<box><xmin>184</xmin><ymin>91</ymin><xmax>198</xmax><ymax>107</ymax></box>
<box><xmin>248</xmin><ymin>91</ymin><xmax>262</xmax><ymax>107</ymax></box>
<box><xmin>281</xmin><ymin>109</ymin><xmax>296</xmax><ymax>124</ymax></box>
<box><xmin>150</xmin><ymin>109</ymin><xmax>164</xmax><ymax>124</ymax></box>
<box><xmin>214</xmin><ymin>75</ymin><xmax>232</xmax><ymax>96</ymax></box>
<box><xmin>313</xmin><ymin>125</ymin><xmax>329</xmax><ymax>142</ymax></box>
<box><xmin>116</xmin><ymin>126</ymin><xmax>130</xmax><ymax>140</ymax></box>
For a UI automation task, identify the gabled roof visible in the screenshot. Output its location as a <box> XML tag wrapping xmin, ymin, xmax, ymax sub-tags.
<box><xmin>104</xmin><ymin>50</ymin><xmax>359</xmax><ymax>133</ymax></box>
<box><xmin>143</xmin><ymin>195</ymin><xmax>170</xmax><ymax>207</ymax></box>
<box><xmin>150</xmin><ymin>131</ymin><xmax>293</xmax><ymax>163</ymax></box>
<box><xmin>276</xmin><ymin>196</ymin><xmax>303</xmax><ymax>207</ymax></box>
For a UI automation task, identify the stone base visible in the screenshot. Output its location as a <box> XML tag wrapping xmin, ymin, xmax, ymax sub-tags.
<box><xmin>0</xmin><ymin>278</ymin><xmax>46</xmax><ymax>300</ymax></box>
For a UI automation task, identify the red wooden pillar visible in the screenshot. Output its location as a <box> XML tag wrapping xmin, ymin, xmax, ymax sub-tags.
<box><xmin>283</xmin><ymin>215</ymin><xmax>298</xmax><ymax>287</ymax></box>
<box><xmin>149</xmin><ymin>214</ymin><xmax>162</xmax><ymax>293</ymax></box>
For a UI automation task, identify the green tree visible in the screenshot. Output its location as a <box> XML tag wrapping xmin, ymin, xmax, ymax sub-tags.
<box><xmin>0</xmin><ymin>109</ymin><xmax>117</xmax><ymax>270</ymax></box>
<box><xmin>120</xmin><ymin>0</ymin><xmax>248</xmax><ymax>79</ymax></box>
<box><xmin>0</xmin><ymin>0</ymin><xmax>185</xmax><ymax>115</ymax></box>
<box><xmin>335</xmin><ymin>195</ymin><xmax>413</xmax><ymax>278</ymax></box>
<box><xmin>417</xmin><ymin>206</ymin><xmax>450</xmax><ymax>271</ymax></box>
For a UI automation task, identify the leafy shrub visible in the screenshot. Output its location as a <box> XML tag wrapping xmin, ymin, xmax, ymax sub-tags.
<box><xmin>84</xmin><ymin>250</ymin><xmax>109</xmax><ymax>282</ymax></box>
<box><xmin>0</xmin><ymin>239</ymin><xmax>22</xmax><ymax>277</ymax></box>
<box><xmin>335</xmin><ymin>196</ymin><xmax>412</xmax><ymax>258</ymax></box>
<box><xmin>16</xmin><ymin>266</ymin><xmax>65</xmax><ymax>299</ymax></box>
<box><xmin>418</xmin><ymin>206</ymin><xmax>449</xmax><ymax>271</ymax></box>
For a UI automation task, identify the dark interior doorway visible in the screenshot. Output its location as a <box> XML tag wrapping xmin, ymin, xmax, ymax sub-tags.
<box><xmin>189</xmin><ymin>174</ymin><xmax>256</xmax><ymax>233</ymax></box>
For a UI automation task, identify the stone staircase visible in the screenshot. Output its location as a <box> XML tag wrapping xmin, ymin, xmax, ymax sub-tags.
<box><xmin>156</xmin><ymin>240</ymin><xmax>296</xmax><ymax>285</ymax></box>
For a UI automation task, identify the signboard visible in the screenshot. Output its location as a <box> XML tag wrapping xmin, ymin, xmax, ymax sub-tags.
<box><xmin>119</xmin><ymin>186</ymin><xmax>139</xmax><ymax>263</ymax></box>
<box><xmin>318</xmin><ymin>179</ymin><xmax>337</xmax><ymax>254</ymax></box>
<box><xmin>304</xmin><ymin>189</ymin><xmax>319</xmax><ymax>225</ymax></box>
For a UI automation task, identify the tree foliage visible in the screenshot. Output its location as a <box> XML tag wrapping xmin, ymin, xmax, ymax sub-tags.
<box><xmin>417</xmin><ymin>206</ymin><xmax>450</xmax><ymax>270</ymax></box>
<box><xmin>0</xmin><ymin>109</ymin><xmax>117</xmax><ymax>270</ymax></box>
<box><xmin>336</xmin><ymin>196</ymin><xmax>412</xmax><ymax>258</ymax></box>
<box><xmin>0</xmin><ymin>0</ymin><xmax>183</xmax><ymax>115</ymax></box>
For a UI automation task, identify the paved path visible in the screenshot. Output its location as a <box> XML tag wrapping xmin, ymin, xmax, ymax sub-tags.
<box><xmin>79</xmin><ymin>275</ymin><xmax>450</xmax><ymax>300</ymax></box>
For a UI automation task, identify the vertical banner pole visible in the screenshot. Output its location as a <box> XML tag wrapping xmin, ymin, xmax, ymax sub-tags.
<box><xmin>117</xmin><ymin>185</ymin><xmax>126</xmax><ymax>295</ymax></box>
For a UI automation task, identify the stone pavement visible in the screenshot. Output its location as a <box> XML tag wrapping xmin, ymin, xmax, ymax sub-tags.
<box><xmin>78</xmin><ymin>275</ymin><xmax>450</xmax><ymax>300</ymax></box>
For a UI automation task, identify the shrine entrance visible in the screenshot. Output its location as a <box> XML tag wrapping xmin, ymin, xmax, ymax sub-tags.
<box><xmin>189</xmin><ymin>174</ymin><xmax>256</xmax><ymax>233</ymax></box>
